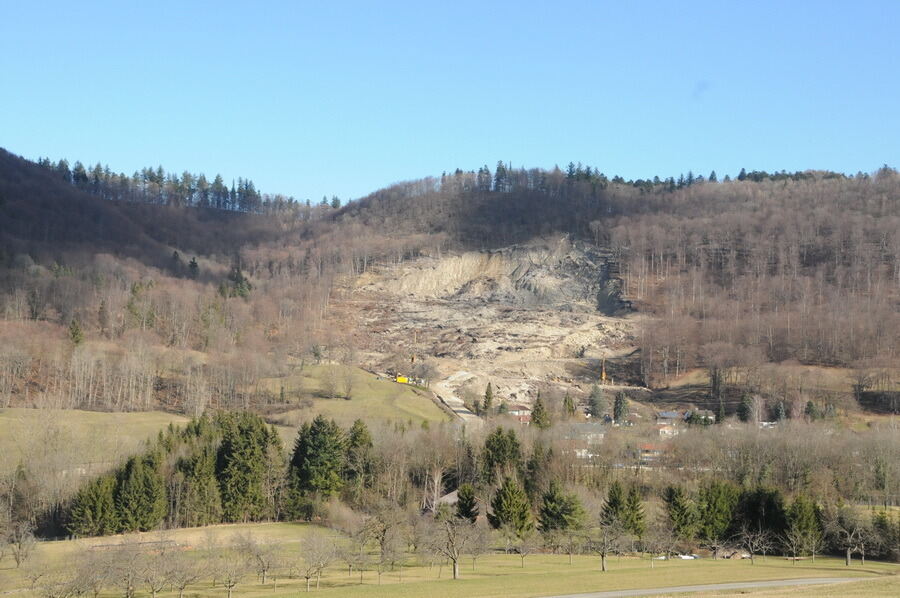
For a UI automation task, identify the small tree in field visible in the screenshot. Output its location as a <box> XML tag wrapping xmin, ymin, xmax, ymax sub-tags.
<box><xmin>428</xmin><ymin>505</ymin><xmax>477</xmax><ymax>580</ymax></box>
<box><xmin>589</xmin><ymin>519</ymin><xmax>625</xmax><ymax>572</ymax></box>
<box><xmin>515</xmin><ymin>530</ymin><xmax>539</xmax><ymax>568</ymax></box>
<box><xmin>737</xmin><ymin>526</ymin><xmax>774</xmax><ymax>565</ymax></box>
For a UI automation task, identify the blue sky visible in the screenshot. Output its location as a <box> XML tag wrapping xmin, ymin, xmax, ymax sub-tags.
<box><xmin>1</xmin><ymin>1</ymin><xmax>898</xmax><ymax>201</ymax></box>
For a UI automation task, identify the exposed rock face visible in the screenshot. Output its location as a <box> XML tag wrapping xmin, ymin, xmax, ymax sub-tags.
<box><xmin>371</xmin><ymin>236</ymin><xmax>628</xmax><ymax>314</ymax></box>
<box><xmin>332</xmin><ymin>235</ymin><xmax>638</xmax><ymax>414</ymax></box>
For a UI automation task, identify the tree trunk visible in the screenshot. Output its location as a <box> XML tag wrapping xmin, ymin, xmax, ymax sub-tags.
<box><xmin>261</xmin><ymin>570</ymin><xmax>267</xmax><ymax>585</ymax></box>
<box><xmin>306</xmin><ymin>577</ymin><xmax>311</xmax><ymax>592</ymax></box>
<box><xmin>845</xmin><ymin>548</ymin><xmax>851</xmax><ymax>566</ymax></box>
<box><xmin>227</xmin><ymin>588</ymin><xmax>233</xmax><ymax>598</ymax></box>
<box><xmin>452</xmin><ymin>559</ymin><xmax>460</xmax><ymax>579</ymax></box>
<box><xmin>601</xmin><ymin>554</ymin><xmax>607</xmax><ymax>572</ymax></box>
<box><xmin>750</xmin><ymin>553</ymin><xmax>755</xmax><ymax>565</ymax></box>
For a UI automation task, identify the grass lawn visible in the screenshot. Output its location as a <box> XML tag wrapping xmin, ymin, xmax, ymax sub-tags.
<box><xmin>0</xmin><ymin>407</ymin><xmax>188</xmax><ymax>474</ymax></box>
<box><xmin>263</xmin><ymin>364</ymin><xmax>450</xmax><ymax>427</ymax></box>
<box><xmin>1</xmin><ymin>521</ymin><xmax>896</xmax><ymax>598</ymax></box>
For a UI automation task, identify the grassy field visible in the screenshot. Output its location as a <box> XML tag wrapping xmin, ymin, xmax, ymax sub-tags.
<box><xmin>0</xmin><ymin>408</ymin><xmax>188</xmax><ymax>474</ymax></box>
<box><xmin>1</xmin><ymin>522</ymin><xmax>896</xmax><ymax>598</ymax></box>
<box><xmin>263</xmin><ymin>364</ymin><xmax>450</xmax><ymax>427</ymax></box>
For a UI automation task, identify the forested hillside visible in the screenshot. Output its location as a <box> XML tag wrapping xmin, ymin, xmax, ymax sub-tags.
<box><xmin>2</xmin><ymin>150</ymin><xmax>899</xmax><ymax>415</ymax></box>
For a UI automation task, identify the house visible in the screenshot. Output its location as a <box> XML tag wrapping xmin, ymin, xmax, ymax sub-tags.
<box><xmin>507</xmin><ymin>404</ymin><xmax>532</xmax><ymax>425</ymax></box>
<box><xmin>561</xmin><ymin>422</ymin><xmax>606</xmax><ymax>459</ymax></box>
<box><xmin>654</xmin><ymin>423</ymin><xmax>679</xmax><ymax>438</ymax></box>
<box><xmin>655</xmin><ymin>410</ymin><xmax>684</xmax><ymax>425</ymax></box>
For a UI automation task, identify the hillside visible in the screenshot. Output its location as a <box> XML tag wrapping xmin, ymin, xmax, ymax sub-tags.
<box><xmin>2</xmin><ymin>150</ymin><xmax>899</xmax><ymax>420</ymax></box>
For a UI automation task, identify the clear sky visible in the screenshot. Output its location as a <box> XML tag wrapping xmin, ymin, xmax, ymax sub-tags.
<box><xmin>2</xmin><ymin>1</ymin><xmax>898</xmax><ymax>201</ymax></box>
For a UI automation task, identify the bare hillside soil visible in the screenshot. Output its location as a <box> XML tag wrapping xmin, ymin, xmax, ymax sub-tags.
<box><xmin>330</xmin><ymin>236</ymin><xmax>641</xmax><ymax>411</ymax></box>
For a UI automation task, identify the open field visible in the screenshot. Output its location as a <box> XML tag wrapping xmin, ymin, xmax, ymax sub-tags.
<box><xmin>263</xmin><ymin>364</ymin><xmax>450</xmax><ymax>426</ymax></box>
<box><xmin>1</xmin><ymin>522</ymin><xmax>896</xmax><ymax>598</ymax></box>
<box><xmin>0</xmin><ymin>408</ymin><xmax>189</xmax><ymax>474</ymax></box>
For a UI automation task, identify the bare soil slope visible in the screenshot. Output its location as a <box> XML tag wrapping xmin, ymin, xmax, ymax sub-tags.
<box><xmin>332</xmin><ymin>236</ymin><xmax>640</xmax><ymax>410</ymax></box>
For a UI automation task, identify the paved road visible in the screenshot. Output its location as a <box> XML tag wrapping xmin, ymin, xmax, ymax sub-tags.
<box><xmin>543</xmin><ymin>577</ymin><xmax>861</xmax><ymax>598</ymax></box>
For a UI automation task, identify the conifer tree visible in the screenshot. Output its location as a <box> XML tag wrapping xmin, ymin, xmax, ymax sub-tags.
<box><xmin>116</xmin><ymin>455</ymin><xmax>166</xmax><ymax>532</ymax></box>
<box><xmin>344</xmin><ymin>419</ymin><xmax>373</xmax><ymax>492</ymax></box>
<box><xmin>68</xmin><ymin>475</ymin><xmax>119</xmax><ymax>536</ymax></box>
<box><xmin>538</xmin><ymin>480</ymin><xmax>585</xmax><ymax>532</ymax></box>
<box><xmin>188</xmin><ymin>257</ymin><xmax>199</xmax><ymax>278</ymax></box>
<box><xmin>481</xmin><ymin>426</ymin><xmax>521</xmax><ymax>483</ymax></box>
<box><xmin>613</xmin><ymin>392</ymin><xmax>627</xmax><ymax>424</ymax></box>
<box><xmin>663</xmin><ymin>485</ymin><xmax>697</xmax><ymax>542</ymax></box>
<box><xmin>562</xmin><ymin>393</ymin><xmax>576</xmax><ymax>419</ymax></box>
<box><xmin>588</xmin><ymin>384</ymin><xmax>606</xmax><ymax>418</ymax></box>
<box><xmin>531</xmin><ymin>394</ymin><xmax>551</xmax><ymax>430</ymax></box>
<box><xmin>738</xmin><ymin>394</ymin><xmax>753</xmax><ymax>422</ymax></box>
<box><xmin>217</xmin><ymin>413</ymin><xmax>272</xmax><ymax>522</ymax></box>
<box><xmin>69</xmin><ymin>318</ymin><xmax>84</xmax><ymax>345</ymax></box>
<box><xmin>602</xmin><ymin>480</ymin><xmax>627</xmax><ymax>525</ymax></box>
<box><xmin>624</xmin><ymin>485</ymin><xmax>646</xmax><ymax>538</ymax></box>
<box><xmin>289</xmin><ymin>415</ymin><xmax>346</xmax><ymax>497</ymax></box>
<box><xmin>482</xmin><ymin>383</ymin><xmax>494</xmax><ymax>415</ymax></box>
<box><xmin>488</xmin><ymin>477</ymin><xmax>533</xmax><ymax>537</ymax></box>
<box><xmin>179</xmin><ymin>445</ymin><xmax>223</xmax><ymax>527</ymax></box>
<box><xmin>456</xmin><ymin>483</ymin><xmax>479</xmax><ymax>523</ymax></box>
<box><xmin>697</xmin><ymin>480</ymin><xmax>739</xmax><ymax>556</ymax></box>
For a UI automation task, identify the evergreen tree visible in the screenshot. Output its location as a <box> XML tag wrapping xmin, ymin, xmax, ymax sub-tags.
<box><xmin>774</xmin><ymin>400</ymin><xmax>787</xmax><ymax>421</ymax></box>
<box><xmin>531</xmin><ymin>394</ymin><xmax>551</xmax><ymax>430</ymax></box>
<box><xmin>562</xmin><ymin>393</ymin><xmax>576</xmax><ymax>419</ymax></box>
<box><xmin>498</xmin><ymin>401</ymin><xmax>508</xmax><ymax>415</ymax></box>
<box><xmin>216</xmin><ymin>413</ymin><xmax>274</xmax><ymax>522</ymax></box>
<box><xmin>188</xmin><ymin>257</ymin><xmax>199</xmax><ymax>278</ymax></box>
<box><xmin>787</xmin><ymin>494</ymin><xmax>821</xmax><ymax>538</ymax></box>
<box><xmin>524</xmin><ymin>441</ymin><xmax>553</xmax><ymax>500</ymax></box>
<box><xmin>289</xmin><ymin>415</ymin><xmax>346</xmax><ymax>497</ymax></box>
<box><xmin>68</xmin><ymin>475</ymin><xmax>119</xmax><ymax>536</ymax></box>
<box><xmin>613</xmin><ymin>392</ymin><xmax>627</xmax><ymax>424</ymax></box>
<box><xmin>663</xmin><ymin>485</ymin><xmax>698</xmax><ymax>542</ymax></box>
<box><xmin>602</xmin><ymin>480</ymin><xmax>627</xmax><ymax>525</ymax></box>
<box><xmin>456</xmin><ymin>483</ymin><xmax>479</xmax><ymax>523</ymax></box>
<box><xmin>344</xmin><ymin>419</ymin><xmax>373</xmax><ymax>492</ymax></box>
<box><xmin>482</xmin><ymin>383</ymin><xmax>494</xmax><ymax>415</ymax></box>
<box><xmin>709</xmin><ymin>170</ymin><xmax>718</xmax><ymax>182</ymax></box>
<box><xmin>804</xmin><ymin>400</ymin><xmax>819</xmax><ymax>420</ymax></box>
<box><xmin>482</xmin><ymin>426</ymin><xmax>521</xmax><ymax>483</ymax></box>
<box><xmin>588</xmin><ymin>384</ymin><xmax>606</xmax><ymax>418</ymax></box>
<box><xmin>624</xmin><ymin>485</ymin><xmax>646</xmax><ymax>538</ymax></box>
<box><xmin>737</xmin><ymin>394</ymin><xmax>753</xmax><ymax>422</ymax></box>
<box><xmin>178</xmin><ymin>444</ymin><xmax>223</xmax><ymax>527</ymax></box>
<box><xmin>116</xmin><ymin>455</ymin><xmax>166</xmax><ymax>532</ymax></box>
<box><xmin>488</xmin><ymin>477</ymin><xmax>533</xmax><ymax>537</ymax></box>
<box><xmin>697</xmin><ymin>480</ymin><xmax>739</xmax><ymax>554</ymax></box>
<box><xmin>538</xmin><ymin>480</ymin><xmax>585</xmax><ymax>532</ymax></box>
<box><xmin>737</xmin><ymin>167</ymin><xmax>747</xmax><ymax>181</ymax></box>
<box><xmin>736</xmin><ymin>487</ymin><xmax>787</xmax><ymax>536</ymax></box>
<box><xmin>69</xmin><ymin>318</ymin><xmax>84</xmax><ymax>345</ymax></box>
